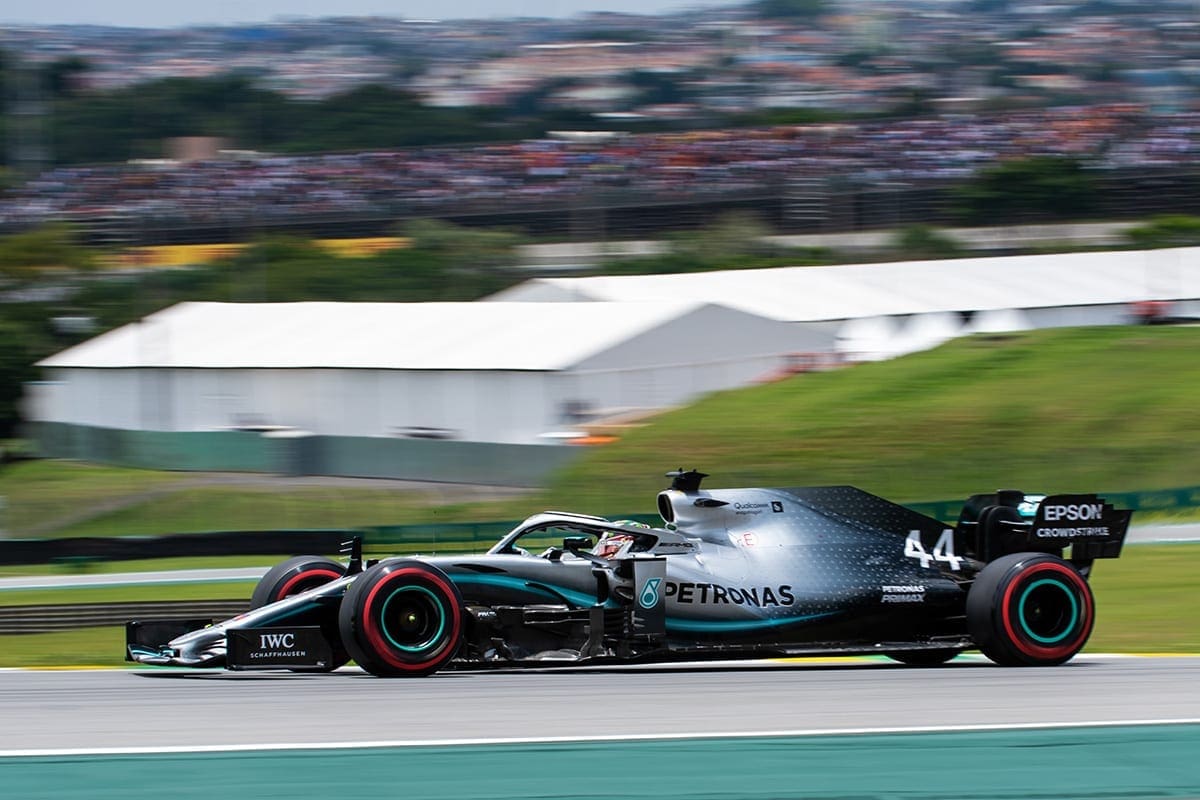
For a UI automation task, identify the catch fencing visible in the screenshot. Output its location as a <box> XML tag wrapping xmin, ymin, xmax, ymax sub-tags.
<box><xmin>52</xmin><ymin>165</ymin><xmax>1200</xmax><ymax>245</ymax></box>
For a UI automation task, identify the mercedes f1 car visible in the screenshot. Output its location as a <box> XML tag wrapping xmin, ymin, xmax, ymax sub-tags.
<box><xmin>126</xmin><ymin>470</ymin><xmax>1131</xmax><ymax>676</ymax></box>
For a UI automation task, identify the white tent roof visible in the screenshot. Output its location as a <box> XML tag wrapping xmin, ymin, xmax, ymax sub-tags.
<box><xmin>39</xmin><ymin>301</ymin><xmax>725</xmax><ymax>371</ymax></box>
<box><xmin>489</xmin><ymin>247</ymin><xmax>1200</xmax><ymax>322</ymax></box>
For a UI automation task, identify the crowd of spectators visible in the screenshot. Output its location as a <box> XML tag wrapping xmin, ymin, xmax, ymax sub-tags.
<box><xmin>4</xmin><ymin>105</ymin><xmax>1200</xmax><ymax>230</ymax></box>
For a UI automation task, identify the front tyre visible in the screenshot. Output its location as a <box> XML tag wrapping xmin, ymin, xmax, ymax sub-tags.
<box><xmin>338</xmin><ymin>560</ymin><xmax>463</xmax><ymax>677</ymax></box>
<box><xmin>251</xmin><ymin>556</ymin><xmax>346</xmax><ymax>609</ymax></box>
<box><xmin>966</xmin><ymin>552</ymin><xmax>1094</xmax><ymax>666</ymax></box>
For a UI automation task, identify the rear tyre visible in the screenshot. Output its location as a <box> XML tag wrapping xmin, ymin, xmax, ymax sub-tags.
<box><xmin>338</xmin><ymin>560</ymin><xmax>463</xmax><ymax>677</ymax></box>
<box><xmin>251</xmin><ymin>556</ymin><xmax>348</xmax><ymax>671</ymax></box>
<box><xmin>966</xmin><ymin>552</ymin><xmax>1094</xmax><ymax>666</ymax></box>
<box><xmin>888</xmin><ymin>649</ymin><xmax>962</xmax><ymax>666</ymax></box>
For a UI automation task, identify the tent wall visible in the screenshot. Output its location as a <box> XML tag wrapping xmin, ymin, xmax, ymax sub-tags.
<box><xmin>32</xmin><ymin>368</ymin><xmax>563</xmax><ymax>443</ymax></box>
<box><xmin>25</xmin><ymin>421</ymin><xmax>582</xmax><ymax>487</ymax></box>
<box><xmin>33</xmin><ymin>359</ymin><xmax>798</xmax><ymax>444</ymax></box>
<box><xmin>1022</xmin><ymin>303</ymin><xmax>1134</xmax><ymax>329</ymax></box>
<box><xmin>574</xmin><ymin>304</ymin><xmax>836</xmax><ymax>372</ymax></box>
<box><xmin>29</xmin><ymin>304</ymin><xmax>821</xmax><ymax>445</ymax></box>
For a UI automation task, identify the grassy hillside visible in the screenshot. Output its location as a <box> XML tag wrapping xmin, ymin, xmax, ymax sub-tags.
<box><xmin>1</xmin><ymin>326</ymin><xmax>1198</xmax><ymax>538</ymax></box>
<box><xmin>0</xmin><ymin>461</ymin><xmax>523</xmax><ymax>539</ymax></box>
<box><xmin>538</xmin><ymin>326</ymin><xmax>1200</xmax><ymax>515</ymax></box>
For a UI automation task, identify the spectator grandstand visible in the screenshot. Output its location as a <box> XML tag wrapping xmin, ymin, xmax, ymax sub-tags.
<box><xmin>4</xmin><ymin>105</ymin><xmax>1200</xmax><ymax>241</ymax></box>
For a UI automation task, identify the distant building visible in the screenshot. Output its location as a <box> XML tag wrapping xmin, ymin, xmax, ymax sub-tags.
<box><xmin>30</xmin><ymin>300</ymin><xmax>827</xmax><ymax>445</ymax></box>
<box><xmin>489</xmin><ymin>247</ymin><xmax>1200</xmax><ymax>361</ymax></box>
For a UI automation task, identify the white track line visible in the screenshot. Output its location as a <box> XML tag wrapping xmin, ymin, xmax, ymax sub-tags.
<box><xmin>0</xmin><ymin>567</ymin><xmax>269</xmax><ymax>590</ymax></box>
<box><xmin>3</xmin><ymin>718</ymin><xmax>1199</xmax><ymax>758</ymax></box>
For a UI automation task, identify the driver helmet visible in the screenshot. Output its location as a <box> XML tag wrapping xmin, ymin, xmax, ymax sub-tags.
<box><xmin>593</xmin><ymin>532</ymin><xmax>635</xmax><ymax>559</ymax></box>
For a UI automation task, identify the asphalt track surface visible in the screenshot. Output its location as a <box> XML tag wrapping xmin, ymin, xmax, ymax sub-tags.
<box><xmin>3</xmin><ymin>657</ymin><xmax>1199</xmax><ymax>799</ymax></box>
<box><xmin>2</xmin><ymin>655</ymin><xmax>1198</xmax><ymax>752</ymax></box>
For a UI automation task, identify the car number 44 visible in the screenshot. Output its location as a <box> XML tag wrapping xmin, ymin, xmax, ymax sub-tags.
<box><xmin>904</xmin><ymin>530</ymin><xmax>963</xmax><ymax>571</ymax></box>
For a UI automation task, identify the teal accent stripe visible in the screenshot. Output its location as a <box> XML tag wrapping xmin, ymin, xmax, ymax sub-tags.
<box><xmin>452</xmin><ymin>574</ymin><xmax>836</xmax><ymax>631</ymax></box>
<box><xmin>380</xmin><ymin>585</ymin><xmax>445</xmax><ymax>653</ymax></box>
<box><xmin>1018</xmin><ymin>578</ymin><xmax>1079</xmax><ymax>644</ymax></box>
<box><xmin>450</xmin><ymin>574</ymin><xmax>600</xmax><ymax>608</ymax></box>
<box><xmin>666</xmin><ymin>612</ymin><xmax>837</xmax><ymax>633</ymax></box>
<box><xmin>263</xmin><ymin>602</ymin><xmax>323</xmax><ymax>623</ymax></box>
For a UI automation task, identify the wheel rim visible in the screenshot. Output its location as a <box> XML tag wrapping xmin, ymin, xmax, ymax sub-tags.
<box><xmin>380</xmin><ymin>585</ymin><xmax>446</xmax><ymax>653</ymax></box>
<box><xmin>1017</xmin><ymin>578</ymin><xmax>1079</xmax><ymax>645</ymax></box>
<box><xmin>359</xmin><ymin>566</ymin><xmax>462</xmax><ymax>672</ymax></box>
<box><xmin>999</xmin><ymin>560</ymin><xmax>1093</xmax><ymax>661</ymax></box>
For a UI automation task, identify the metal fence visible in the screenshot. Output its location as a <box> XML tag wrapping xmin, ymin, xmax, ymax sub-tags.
<box><xmin>60</xmin><ymin>166</ymin><xmax>1200</xmax><ymax>247</ymax></box>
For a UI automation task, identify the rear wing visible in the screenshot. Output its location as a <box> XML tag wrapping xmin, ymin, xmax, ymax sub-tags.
<box><xmin>1027</xmin><ymin>495</ymin><xmax>1132</xmax><ymax>559</ymax></box>
<box><xmin>958</xmin><ymin>492</ymin><xmax>1132</xmax><ymax>562</ymax></box>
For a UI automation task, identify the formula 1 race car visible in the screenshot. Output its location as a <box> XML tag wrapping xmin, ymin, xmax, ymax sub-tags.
<box><xmin>126</xmin><ymin>470</ymin><xmax>1131</xmax><ymax>676</ymax></box>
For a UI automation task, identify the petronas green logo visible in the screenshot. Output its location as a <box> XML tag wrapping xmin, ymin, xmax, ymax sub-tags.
<box><xmin>639</xmin><ymin>577</ymin><xmax>662</xmax><ymax>609</ymax></box>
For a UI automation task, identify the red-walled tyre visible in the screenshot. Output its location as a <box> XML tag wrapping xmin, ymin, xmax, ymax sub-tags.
<box><xmin>338</xmin><ymin>560</ymin><xmax>464</xmax><ymax>677</ymax></box>
<box><xmin>251</xmin><ymin>556</ymin><xmax>346</xmax><ymax>609</ymax></box>
<box><xmin>966</xmin><ymin>552</ymin><xmax>1094</xmax><ymax>666</ymax></box>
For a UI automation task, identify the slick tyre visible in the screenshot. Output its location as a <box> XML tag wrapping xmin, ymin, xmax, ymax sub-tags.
<box><xmin>251</xmin><ymin>556</ymin><xmax>348</xmax><ymax>671</ymax></box>
<box><xmin>966</xmin><ymin>552</ymin><xmax>1094</xmax><ymax>666</ymax></box>
<box><xmin>251</xmin><ymin>556</ymin><xmax>346</xmax><ymax>609</ymax></box>
<box><xmin>338</xmin><ymin>561</ymin><xmax>463</xmax><ymax>677</ymax></box>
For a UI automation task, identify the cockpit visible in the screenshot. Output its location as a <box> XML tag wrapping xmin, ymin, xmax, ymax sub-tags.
<box><xmin>488</xmin><ymin>515</ymin><xmax>661</xmax><ymax>561</ymax></box>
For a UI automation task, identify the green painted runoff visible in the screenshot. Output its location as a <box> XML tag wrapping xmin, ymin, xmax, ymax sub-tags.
<box><xmin>3</xmin><ymin>724</ymin><xmax>1198</xmax><ymax>800</ymax></box>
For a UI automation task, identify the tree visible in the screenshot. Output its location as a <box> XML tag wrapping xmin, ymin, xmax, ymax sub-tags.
<box><xmin>0</xmin><ymin>318</ymin><xmax>36</xmax><ymax>437</ymax></box>
<box><xmin>953</xmin><ymin>157</ymin><xmax>1097</xmax><ymax>224</ymax></box>
<box><xmin>751</xmin><ymin>0</ymin><xmax>829</xmax><ymax>20</ymax></box>
<box><xmin>628</xmin><ymin>70</ymin><xmax>694</xmax><ymax>107</ymax></box>
<box><xmin>1125</xmin><ymin>215</ymin><xmax>1200</xmax><ymax>249</ymax></box>
<box><xmin>666</xmin><ymin>211</ymin><xmax>776</xmax><ymax>270</ymax></box>
<box><xmin>0</xmin><ymin>225</ymin><xmax>96</xmax><ymax>282</ymax></box>
<box><xmin>225</xmin><ymin>238</ymin><xmax>316</xmax><ymax>301</ymax></box>
<box><xmin>890</xmin><ymin>225</ymin><xmax>966</xmax><ymax>260</ymax></box>
<box><xmin>45</xmin><ymin>56</ymin><xmax>91</xmax><ymax>99</ymax></box>
<box><xmin>398</xmin><ymin>219</ymin><xmax>523</xmax><ymax>299</ymax></box>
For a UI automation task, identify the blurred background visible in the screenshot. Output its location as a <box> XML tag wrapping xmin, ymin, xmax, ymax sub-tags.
<box><xmin>0</xmin><ymin>0</ymin><xmax>1198</xmax><ymax>549</ymax></box>
<box><xmin>1</xmin><ymin>10</ymin><xmax>1199</xmax><ymax>797</ymax></box>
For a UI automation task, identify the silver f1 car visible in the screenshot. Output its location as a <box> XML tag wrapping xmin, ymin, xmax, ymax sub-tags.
<box><xmin>126</xmin><ymin>470</ymin><xmax>1131</xmax><ymax>676</ymax></box>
